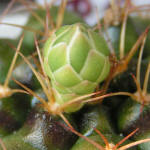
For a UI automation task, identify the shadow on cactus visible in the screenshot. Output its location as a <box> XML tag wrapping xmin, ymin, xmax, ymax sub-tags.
<box><xmin>100</xmin><ymin>0</ymin><xmax>150</xmax><ymax>94</ymax></box>
<box><xmin>116</xmin><ymin>36</ymin><xmax>150</xmax><ymax>137</ymax></box>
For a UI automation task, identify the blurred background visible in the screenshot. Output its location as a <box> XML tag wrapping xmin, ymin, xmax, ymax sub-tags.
<box><xmin>0</xmin><ymin>0</ymin><xmax>150</xmax><ymax>39</ymax></box>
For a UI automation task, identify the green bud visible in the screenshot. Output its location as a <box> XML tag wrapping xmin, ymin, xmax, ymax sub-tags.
<box><xmin>44</xmin><ymin>23</ymin><xmax>110</xmax><ymax>112</ymax></box>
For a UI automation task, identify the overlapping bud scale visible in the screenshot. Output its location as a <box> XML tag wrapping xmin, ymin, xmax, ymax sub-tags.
<box><xmin>44</xmin><ymin>23</ymin><xmax>110</xmax><ymax>112</ymax></box>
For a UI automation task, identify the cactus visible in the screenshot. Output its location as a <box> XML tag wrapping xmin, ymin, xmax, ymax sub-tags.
<box><xmin>116</xmin><ymin>34</ymin><xmax>150</xmax><ymax>135</ymax></box>
<box><xmin>1</xmin><ymin>1</ymin><xmax>150</xmax><ymax>150</ymax></box>
<box><xmin>43</xmin><ymin>23</ymin><xmax>110</xmax><ymax>112</ymax></box>
<box><xmin>1</xmin><ymin>106</ymin><xmax>77</xmax><ymax>150</ymax></box>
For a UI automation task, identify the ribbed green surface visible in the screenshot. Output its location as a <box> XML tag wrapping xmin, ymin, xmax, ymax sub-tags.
<box><xmin>44</xmin><ymin>23</ymin><xmax>110</xmax><ymax>112</ymax></box>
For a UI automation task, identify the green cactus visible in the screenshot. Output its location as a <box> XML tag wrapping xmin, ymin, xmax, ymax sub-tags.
<box><xmin>43</xmin><ymin>23</ymin><xmax>110</xmax><ymax>112</ymax></box>
<box><xmin>71</xmin><ymin>133</ymin><xmax>136</xmax><ymax>150</ymax></box>
<box><xmin>1</xmin><ymin>106</ymin><xmax>77</xmax><ymax>150</ymax></box>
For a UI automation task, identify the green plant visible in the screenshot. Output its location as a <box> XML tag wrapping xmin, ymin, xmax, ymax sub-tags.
<box><xmin>43</xmin><ymin>23</ymin><xmax>110</xmax><ymax>113</ymax></box>
<box><xmin>1</xmin><ymin>0</ymin><xmax>150</xmax><ymax>150</ymax></box>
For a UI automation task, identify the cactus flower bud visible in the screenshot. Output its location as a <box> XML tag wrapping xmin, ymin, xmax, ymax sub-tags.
<box><xmin>44</xmin><ymin>23</ymin><xmax>110</xmax><ymax>112</ymax></box>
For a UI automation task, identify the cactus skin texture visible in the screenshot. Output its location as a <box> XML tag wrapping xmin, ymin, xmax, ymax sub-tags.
<box><xmin>44</xmin><ymin>23</ymin><xmax>110</xmax><ymax>112</ymax></box>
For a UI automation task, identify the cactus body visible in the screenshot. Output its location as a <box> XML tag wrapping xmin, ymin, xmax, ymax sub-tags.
<box><xmin>1</xmin><ymin>107</ymin><xmax>77</xmax><ymax>150</ymax></box>
<box><xmin>44</xmin><ymin>23</ymin><xmax>110</xmax><ymax>112</ymax></box>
